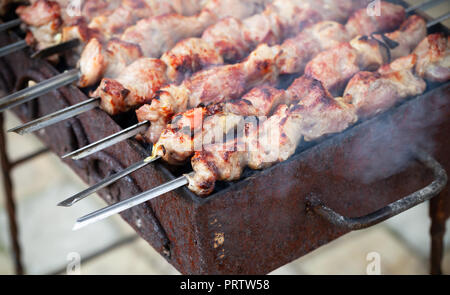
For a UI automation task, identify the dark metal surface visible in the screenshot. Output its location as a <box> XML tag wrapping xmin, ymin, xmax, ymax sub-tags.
<box><xmin>1</xmin><ymin>1</ymin><xmax>449</xmax><ymax>274</ymax></box>
<box><xmin>306</xmin><ymin>150</ymin><xmax>448</xmax><ymax>230</ymax></box>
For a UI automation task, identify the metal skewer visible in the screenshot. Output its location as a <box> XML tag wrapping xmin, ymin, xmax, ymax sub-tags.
<box><xmin>0</xmin><ymin>69</ymin><xmax>81</xmax><ymax>112</ymax></box>
<box><xmin>31</xmin><ymin>39</ymin><xmax>81</xmax><ymax>59</ymax></box>
<box><xmin>0</xmin><ymin>39</ymin><xmax>27</xmax><ymax>58</ymax></box>
<box><xmin>405</xmin><ymin>0</ymin><xmax>446</xmax><ymax>13</ymax></box>
<box><xmin>59</xmin><ymin>155</ymin><xmax>161</xmax><ymax>207</ymax></box>
<box><xmin>72</xmin><ymin>174</ymin><xmax>190</xmax><ymax>231</ymax></box>
<box><xmin>8</xmin><ymin>97</ymin><xmax>100</xmax><ymax>134</ymax></box>
<box><xmin>63</xmin><ymin>121</ymin><xmax>150</xmax><ymax>160</ymax></box>
<box><xmin>0</xmin><ymin>19</ymin><xmax>22</xmax><ymax>33</ymax></box>
<box><xmin>426</xmin><ymin>12</ymin><xmax>450</xmax><ymax>28</ymax></box>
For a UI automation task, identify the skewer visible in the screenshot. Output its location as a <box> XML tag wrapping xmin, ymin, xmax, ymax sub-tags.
<box><xmin>1</xmin><ymin>0</ymin><xmax>271</xmax><ymax>112</ymax></box>
<box><xmin>0</xmin><ymin>69</ymin><xmax>80</xmax><ymax>112</ymax></box>
<box><xmin>31</xmin><ymin>38</ymin><xmax>80</xmax><ymax>59</ymax></box>
<box><xmin>62</xmin><ymin>121</ymin><xmax>150</xmax><ymax>160</ymax></box>
<box><xmin>59</xmin><ymin>155</ymin><xmax>161</xmax><ymax>207</ymax></box>
<box><xmin>72</xmin><ymin>174</ymin><xmax>189</xmax><ymax>230</ymax></box>
<box><xmin>427</xmin><ymin>12</ymin><xmax>450</xmax><ymax>28</ymax></box>
<box><xmin>405</xmin><ymin>0</ymin><xmax>446</xmax><ymax>13</ymax></box>
<box><xmin>8</xmin><ymin>97</ymin><xmax>100</xmax><ymax>134</ymax></box>
<box><xmin>0</xmin><ymin>19</ymin><xmax>21</xmax><ymax>33</ymax></box>
<box><xmin>0</xmin><ymin>39</ymin><xmax>27</xmax><ymax>58</ymax></box>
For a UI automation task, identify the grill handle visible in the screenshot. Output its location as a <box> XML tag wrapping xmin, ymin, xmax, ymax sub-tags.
<box><xmin>306</xmin><ymin>150</ymin><xmax>448</xmax><ymax>231</ymax></box>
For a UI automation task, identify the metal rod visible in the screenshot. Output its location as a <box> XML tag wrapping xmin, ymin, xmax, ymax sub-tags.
<box><xmin>31</xmin><ymin>39</ymin><xmax>81</xmax><ymax>59</ymax></box>
<box><xmin>58</xmin><ymin>156</ymin><xmax>161</xmax><ymax>207</ymax></box>
<box><xmin>427</xmin><ymin>12</ymin><xmax>450</xmax><ymax>28</ymax></box>
<box><xmin>0</xmin><ymin>40</ymin><xmax>27</xmax><ymax>58</ymax></box>
<box><xmin>72</xmin><ymin>174</ymin><xmax>190</xmax><ymax>230</ymax></box>
<box><xmin>0</xmin><ymin>69</ymin><xmax>81</xmax><ymax>112</ymax></box>
<box><xmin>0</xmin><ymin>19</ymin><xmax>22</xmax><ymax>33</ymax></box>
<box><xmin>8</xmin><ymin>97</ymin><xmax>100</xmax><ymax>134</ymax></box>
<box><xmin>405</xmin><ymin>0</ymin><xmax>446</xmax><ymax>13</ymax></box>
<box><xmin>63</xmin><ymin>121</ymin><xmax>150</xmax><ymax>160</ymax></box>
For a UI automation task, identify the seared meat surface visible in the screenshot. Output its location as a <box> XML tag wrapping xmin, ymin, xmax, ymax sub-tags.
<box><xmin>136</xmin><ymin>3</ymin><xmax>409</xmax><ymax>143</ymax></box>
<box><xmin>304</xmin><ymin>15</ymin><xmax>426</xmax><ymax>96</ymax></box>
<box><xmin>413</xmin><ymin>33</ymin><xmax>450</xmax><ymax>83</ymax></box>
<box><xmin>78</xmin><ymin>0</ymin><xmax>271</xmax><ymax>87</ymax></box>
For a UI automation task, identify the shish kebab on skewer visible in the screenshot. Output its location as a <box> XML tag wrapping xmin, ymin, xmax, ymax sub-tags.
<box><xmin>0</xmin><ymin>0</ymin><xmax>261</xmax><ymax>89</ymax></box>
<box><xmin>5</xmin><ymin>0</ymin><xmax>373</xmax><ymax>130</ymax></box>
<box><xmin>0</xmin><ymin>0</ymin><xmax>210</xmax><ymax>98</ymax></box>
<box><xmin>2</xmin><ymin>0</ymin><xmax>445</xmax><ymax>60</ymax></box>
<box><xmin>76</xmin><ymin>0</ymin><xmax>272</xmax><ymax>87</ymax></box>
<box><xmin>59</xmin><ymin>13</ymin><xmax>432</xmax><ymax>207</ymax></box>
<box><xmin>1</xmin><ymin>0</ymin><xmax>207</xmax><ymax>58</ymax></box>
<box><xmin>65</xmin><ymin>9</ymin><xmax>420</xmax><ymax>162</ymax></box>
<box><xmin>0</xmin><ymin>0</ymin><xmax>274</xmax><ymax>111</ymax></box>
<box><xmin>14</xmin><ymin>0</ymin><xmax>412</xmax><ymax>132</ymax></box>
<box><xmin>0</xmin><ymin>0</ymin><xmax>123</xmax><ymax>57</ymax></box>
<box><xmin>3</xmin><ymin>0</ymin><xmax>363</xmax><ymax>114</ymax></box>
<box><xmin>72</xmin><ymin>32</ymin><xmax>450</xmax><ymax>229</ymax></box>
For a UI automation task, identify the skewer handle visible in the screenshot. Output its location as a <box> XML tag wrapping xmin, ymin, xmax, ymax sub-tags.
<box><xmin>72</xmin><ymin>174</ymin><xmax>190</xmax><ymax>230</ymax></box>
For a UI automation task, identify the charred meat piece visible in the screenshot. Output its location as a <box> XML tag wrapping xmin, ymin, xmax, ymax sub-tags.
<box><xmin>413</xmin><ymin>33</ymin><xmax>450</xmax><ymax>83</ymax></box>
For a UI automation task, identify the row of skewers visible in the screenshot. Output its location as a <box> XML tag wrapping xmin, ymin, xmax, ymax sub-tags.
<box><xmin>0</xmin><ymin>0</ymin><xmax>449</xmax><ymax>230</ymax></box>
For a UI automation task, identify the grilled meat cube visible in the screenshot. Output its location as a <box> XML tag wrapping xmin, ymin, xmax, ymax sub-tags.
<box><xmin>187</xmin><ymin>81</ymin><xmax>357</xmax><ymax>195</ymax></box>
<box><xmin>413</xmin><ymin>33</ymin><xmax>450</xmax><ymax>83</ymax></box>
<box><xmin>160</xmin><ymin>38</ymin><xmax>224</xmax><ymax>84</ymax></box>
<box><xmin>276</xmin><ymin>21</ymin><xmax>349</xmax><ymax>75</ymax></box>
<box><xmin>305</xmin><ymin>15</ymin><xmax>425</xmax><ymax>96</ymax></box>
<box><xmin>16</xmin><ymin>0</ymin><xmax>61</xmax><ymax>27</ymax></box>
<box><xmin>343</xmin><ymin>54</ymin><xmax>427</xmax><ymax>119</ymax></box>
<box><xmin>93</xmin><ymin>58</ymin><xmax>167</xmax><ymax>115</ymax></box>
<box><xmin>305</xmin><ymin>42</ymin><xmax>360</xmax><ymax>96</ymax></box>
<box><xmin>78</xmin><ymin>37</ymin><xmax>143</xmax><ymax>87</ymax></box>
<box><xmin>345</xmin><ymin>0</ymin><xmax>405</xmax><ymax>36</ymax></box>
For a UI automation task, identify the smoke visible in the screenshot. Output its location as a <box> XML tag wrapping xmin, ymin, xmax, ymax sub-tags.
<box><xmin>341</xmin><ymin>91</ymin><xmax>448</xmax><ymax>184</ymax></box>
